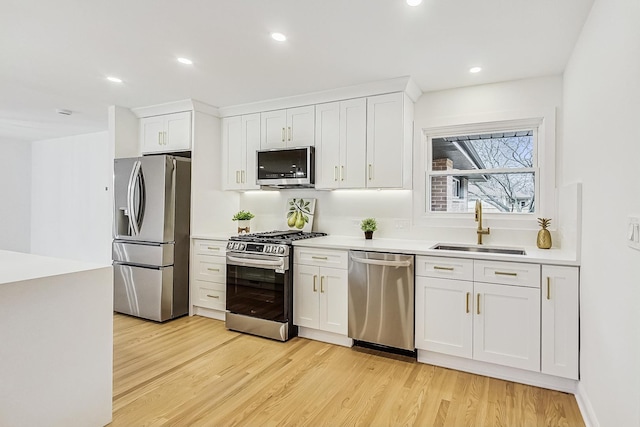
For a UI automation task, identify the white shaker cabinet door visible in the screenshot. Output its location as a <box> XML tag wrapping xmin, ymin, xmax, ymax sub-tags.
<box><xmin>541</xmin><ymin>265</ymin><xmax>579</xmax><ymax>379</ymax></box>
<box><xmin>294</xmin><ymin>264</ymin><xmax>320</xmax><ymax>329</ymax></box>
<box><xmin>222</xmin><ymin>116</ymin><xmax>243</xmax><ymax>190</ymax></box>
<box><xmin>415</xmin><ymin>276</ymin><xmax>473</xmax><ymax>358</ymax></box>
<box><xmin>318</xmin><ymin>267</ymin><xmax>348</xmax><ymax>335</ymax></box>
<box><xmin>286</xmin><ymin>106</ymin><xmax>315</xmax><ymax>147</ymax></box>
<box><xmin>339</xmin><ymin>98</ymin><xmax>367</xmax><ymax>188</ymax></box>
<box><xmin>473</xmin><ymin>282</ymin><xmax>540</xmax><ymax>371</ymax></box>
<box><xmin>366</xmin><ymin>92</ymin><xmax>404</xmax><ymax>188</ymax></box>
<box><xmin>261</xmin><ymin>110</ymin><xmax>287</xmax><ymax>149</ymax></box>
<box><xmin>315</xmin><ymin>102</ymin><xmax>341</xmax><ymax>189</ymax></box>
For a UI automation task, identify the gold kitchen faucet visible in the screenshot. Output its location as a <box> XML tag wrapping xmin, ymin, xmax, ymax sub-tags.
<box><xmin>475</xmin><ymin>200</ymin><xmax>490</xmax><ymax>244</ymax></box>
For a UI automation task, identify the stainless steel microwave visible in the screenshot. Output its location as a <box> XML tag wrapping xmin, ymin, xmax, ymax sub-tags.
<box><xmin>256</xmin><ymin>146</ymin><xmax>315</xmax><ymax>188</ymax></box>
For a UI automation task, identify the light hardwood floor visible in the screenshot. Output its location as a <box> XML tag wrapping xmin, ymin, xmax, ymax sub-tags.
<box><xmin>111</xmin><ymin>313</ymin><xmax>585</xmax><ymax>427</ymax></box>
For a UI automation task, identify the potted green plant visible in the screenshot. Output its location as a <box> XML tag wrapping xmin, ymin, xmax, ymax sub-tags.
<box><xmin>360</xmin><ymin>218</ymin><xmax>378</xmax><ymax>239</ymax></box>
<box><xmin>232</xmin><ymin>210</ymin><xmax>255</xmax><ymax>234</ymax></box>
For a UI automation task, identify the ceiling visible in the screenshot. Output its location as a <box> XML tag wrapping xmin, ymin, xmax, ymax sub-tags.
<box><xmin>1</xmin><ymin>0</ymin><xmax>594</xmax><ymax>142</ymax></box>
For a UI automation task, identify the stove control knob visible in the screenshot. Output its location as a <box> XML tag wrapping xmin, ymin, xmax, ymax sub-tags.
<box><xmin>234</xmin><ymin>243</ymin><xmax>241</xmax><ymax>250</ymax></box>
<box><xmin>239</xmin><ymin>243</ymin><xmax>245</xmax><ymax>250</ymax></box>
<box><xmin>264</xmin><ymin>246</ymin><xmax>270</xmax><ymax>253</ymax></box>
<box><xmin>227</xmin><ymin>242</ymin><xmax>232</xmax><ymax>250</ymax></box>
<box><xmin>278</xmin><ymin>246</ymin><xmax>285</xmax><ymax>254</ymax></box>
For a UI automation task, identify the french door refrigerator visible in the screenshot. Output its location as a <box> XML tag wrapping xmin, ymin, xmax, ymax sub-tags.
<box><xmin>112</xmin><ymin>155</ymin><xmax>191</xmax><ymax>322</ymax></box>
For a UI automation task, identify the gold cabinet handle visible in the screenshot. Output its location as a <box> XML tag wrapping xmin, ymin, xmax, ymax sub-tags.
<box><xmin>207</xmin><ymin>268</ymin><xmax>220</xmax><ymax>272</ymax></box>
<box><xmin>288</xmin><ymin>126</ymin><xmax>292</xmax><ymax>141</ymax></box>
<box><xmin>434</xmin><ymin>266</ymin><xmax>454</xmax><ymax>271</ymax></box>
<box><xmin>241</xmin><ymin>170</ymin><xmax>245</xmax><ymax>184</ymax></box>
<box><xmin>158</xmin><ymin>132</ymin><xmax>162</xmax><ymax>146</ymax></box>
<box><xmin>340</xmin><ymin>165</ymin><xmax>344</xmax><ymax>181</ymax></box>
<box><xmin>368</xmin><ymin>164</ymin><xmax>373</xmax><ymax>180</ymax></box>
<box><xmin>320</xmin><ymin>276</ymin><xmax>325</xmax><ymax>293</ymax></box>
<box><xmin>547</xmin><ymin>277</ymin><xmax>551</xmax><ymax>300</ymax></box>
<box><xmin>207</xmin><ymin>246</ymin><xmax>220</xmax><ymax>251</ymax></box>
<box><xmin>281</xmin><ymin>127</ymin><xmax>285</xmax><ymax>142</ymax></box>
<box><xmin>313</xmin><ymin>275</ymin><xmax>317</xmax><ymax>292</ymax></box>
<box><xmin>477</xmin><ymin>293</ymin><xmax>481</xmax><ymax>315</ymax></box>
<box><xmin>495</xmin><ymin>271</ymin><xmax>518</xmax><ymax>277</ymax></box>
<box><xmin>466</xmin><ymin>292</ymin><xmax>470</xmax><ymax>313</ymax></box>
<box><xmin>311</xmin><ymin>256</ymin><xmax>328</xmax><ymax>260</ymax></box>
<box><xmin>334</xmin><ymin>166</ymin><xmax>338</xmax><ymax>181</ymax></box>
<box><xmin>236</xmin><ymin>171</ymin><xmax>240</xmax><ymax>184</ymax></box>
<box><xmin>206</xmin><ymin>294</ymin><xmax>219</xmax><ymax>299</ymax></box>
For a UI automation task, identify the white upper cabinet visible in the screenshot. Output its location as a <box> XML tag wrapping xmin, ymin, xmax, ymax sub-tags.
<box><xmin>261</xmin><ymin>106</ymin><xmax>315</xmax><ymax>149</ymax></box>
<box><xmin>140</xmin><ymin>111</ymin><xmax>192</xmax><ymax>154</ymax></box>
<box><xmin>222</xmin><ymin>114</ymin><xmax>260</xmax><ymax>190</ymax></box>
<box><xmin>366</xmin><ymin>93</ymin><xmax>413</xmax><ymax>189</ymax></box>
<box><xmin>315</xmin><ymin>99</ymin><xmax>367</xmax><ymax>189</ymax></box>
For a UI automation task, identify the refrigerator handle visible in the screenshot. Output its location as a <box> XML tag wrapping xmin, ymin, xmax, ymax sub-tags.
<box><xmin>127</xmin><ymin>160</ymin><xmax>142</xmax><ymax>236</ymax></box>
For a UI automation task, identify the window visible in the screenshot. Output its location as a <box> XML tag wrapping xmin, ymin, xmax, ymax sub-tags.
<box><xmin>426</xmin><ymin>124</ymin><xmax>539</xmax><ymax>214</ymax></box>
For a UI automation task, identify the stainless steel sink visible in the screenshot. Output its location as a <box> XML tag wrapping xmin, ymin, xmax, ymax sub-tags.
<box><xmin>431</xmin><ymin>243</ymin><xmax>526</xmax><ymax>256</ymax></box>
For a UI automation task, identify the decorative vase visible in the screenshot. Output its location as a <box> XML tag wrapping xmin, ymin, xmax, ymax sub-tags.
<box><xmin>536</xmin><ymin>218</ymin><xmax>552</xmax><ymax>249</ymax></box>
<box><xmin>364</xmin><ymin>231</ymin><xmax>373</xmax><ymax>240</ymax></box>
<box><xmin>237</xmin><ymin>220</ymin><xmax>251</xmax><ymax>234</ymax></box>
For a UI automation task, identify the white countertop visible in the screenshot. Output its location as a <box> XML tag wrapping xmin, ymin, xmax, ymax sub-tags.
<box><xmin>0</xmin><ymin>250</ymin><xmax>109</xmax><ymax>285</ymax></box>
<box><xmin>292</xmin><ymin>236</ymin><xmax>579</xmax><ymax>266</ymax></box>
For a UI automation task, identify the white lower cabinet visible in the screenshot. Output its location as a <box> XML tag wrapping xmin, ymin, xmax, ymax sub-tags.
<box><xmin>190</xmin><ymin>239</ymin><xmax>227</xmax><ymax>320</ymax></box>
<box><xmin>541</xmin><ymin>265</ymin><xmax>579</xmax><ymax>380</ymax></box>
<box><xmin>293</xmin><ymin>248</ymin><xmax>349</xmax><ymax>339</ymax></box>
<box><xmin>294</xmin><ymin>264</ymin><xmax>348</xmax><ymax>334</ymax></box>
<box><xmin>416</xmin><ymin>256</ymin><xmax>578</xmax><ymax>383</ymax></box>
<box><xmin>415</xmin><ymin>276</ymin><xmax>473</xmax><ymax>358</ymax></box>
<box><xmin>473</xmin><ymin>281</ymin><xmax>540</xmax><ymax>371</ymax></box>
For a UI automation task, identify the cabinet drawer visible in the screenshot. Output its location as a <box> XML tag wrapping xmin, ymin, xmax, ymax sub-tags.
<box><xmin>194</xmin><ymin>282</ymin><xmax>226</xmax><ymax>310</ymax></box>
<box><xmin>474</xmin><ymin>260</ymin><xmax>540</xmax><ymax>288</ymax></box>
<box><xmin>193</xmin><ymin>239</ymin><xmax>227</xmax><ymax>256</ymax></box>
<box><xmin>194</xmin><ymin>257</ymin><xmax>226</xmax><ymax>283</ymax></box>
<box><xmin>416</xmin><ymin>256</ymin><xmax>473</xmax><ymax>281</ymax></box>
<box><xmin>294</xmin><ymin>248</ymin><xmax>348</xmax><ymax>269</ymax></box>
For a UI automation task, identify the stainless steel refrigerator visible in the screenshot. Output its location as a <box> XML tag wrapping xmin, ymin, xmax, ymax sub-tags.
<box><xmin>112</xmin><ymin>155</ymin><xmax>191</xmax><ymax>322</ymax></box>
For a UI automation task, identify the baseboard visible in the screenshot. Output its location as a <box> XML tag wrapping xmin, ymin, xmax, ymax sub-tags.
<box><xmin>298</xmin><ymin>327</ymin><xmax>353</xmax><ymax>347</ymax></box>
<box><xmin>192</xmin><ymin>306</ymin><xmax>226</xmax><ymax>321</ymax></box>
<box><xmin>417</xmin><ymin>350</ymin><xmax>578</xmax><ymax>393</ymax></box>
<box><xmin>575</xmin><ymin>382</ymin><xmax>600</xmax><ymax>427</ymax></box>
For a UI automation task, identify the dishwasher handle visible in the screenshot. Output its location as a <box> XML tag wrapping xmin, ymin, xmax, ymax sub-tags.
<box><xmin>350</xmin><ymin>254</ymin><xmax>412</xmax><ymax>268</ymax></box>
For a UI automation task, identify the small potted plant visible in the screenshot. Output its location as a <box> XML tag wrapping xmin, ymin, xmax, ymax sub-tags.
<box><xmin>360</xmin><ymin>218</ymin><xmax>378</xmax><ymax>240</ymax></box>
<box><xmin>232</xmin><ymin>210</ymin><xmax>255</xmax><ymax>234</ymax></box>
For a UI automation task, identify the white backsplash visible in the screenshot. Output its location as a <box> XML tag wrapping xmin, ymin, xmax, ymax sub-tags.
<box><xmin>238</xmin><ymin>184</ymin><xmax>580</xmax><ymax>250</ymax></box>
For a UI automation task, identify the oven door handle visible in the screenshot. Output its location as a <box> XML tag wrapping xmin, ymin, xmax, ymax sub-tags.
<box><xmin>227</xmin><ymin>255</ymin><xmax>285</xmax><ymax>268</ymax></box>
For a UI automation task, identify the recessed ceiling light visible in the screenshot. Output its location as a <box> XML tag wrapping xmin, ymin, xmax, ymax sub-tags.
<box><xmin>469</xmin><ymin>66</ymin><xmax>482</xmax><ymax>73</ymax></box>
<box><xmin>406</xmin><ymin>0</ymin><xmax>423</xmax><ymax>6</ymax></box>
<box><xmin>106</xmin><ymin>76</ymin><xmax>123</xmax><ymax>83</ymax></box>
<box><xmin>177</xmin><ymin>57</ymin><xmax>193</xmax><ymax>65</ymax></box>
<box><xmin>271</xmin><ymin>32</ymin><xmax>287</xmax><ymax>42</ymax></box>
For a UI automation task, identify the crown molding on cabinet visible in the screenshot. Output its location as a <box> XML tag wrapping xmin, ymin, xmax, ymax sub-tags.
<box><xmin>218</xmin><ymin>76</ymin><xmax>423</xmax><ymax>118</ymax></box>
<box><xmin>132</xmin><ymin>99</ymin><xmax>220</xmax><ymax>118</ymax></box>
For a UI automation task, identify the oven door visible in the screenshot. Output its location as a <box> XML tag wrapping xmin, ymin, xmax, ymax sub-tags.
<box><xmin>226</xmin><ymin>252</ymin><xmax>289</xmax><ymax>322</ymax></box>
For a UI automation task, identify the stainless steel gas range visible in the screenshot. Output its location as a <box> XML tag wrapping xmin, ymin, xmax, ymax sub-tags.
<box><xmin>225</xmin><ymin>230</ymin><xmax>327</xmax><ymax>341</ymax></box>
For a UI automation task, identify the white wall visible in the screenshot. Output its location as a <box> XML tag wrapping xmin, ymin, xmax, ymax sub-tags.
<box><xmin>240</xmin><ymin>75</ymin><xmax>565</xmax><ymax>247</ymax></box>
<box><xmin>0</xmin><ymin>140</ymin><xmax>31</xmax><ymax>253</ymax></box>
<box><xmin>31</xmin><ymin>132</ymin><xmax>112</xmax><ymax>264</ymax></box>
<box><xmin>562</xmin><ymin>0</ymin><xmax>640</xmax><ymax>425</ymax></box>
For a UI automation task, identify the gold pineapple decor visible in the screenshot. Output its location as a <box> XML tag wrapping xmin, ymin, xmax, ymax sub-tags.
<box><xmin>537</xmin><ymin>218</ymin><xmax>552</xmax><ymax>249</ymax></box>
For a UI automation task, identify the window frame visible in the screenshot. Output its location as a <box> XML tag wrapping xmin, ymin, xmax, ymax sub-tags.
<box><xmin>413</xmin><ymin>111</ymin><xmax>556</xmax><ymax>229</ymax></box>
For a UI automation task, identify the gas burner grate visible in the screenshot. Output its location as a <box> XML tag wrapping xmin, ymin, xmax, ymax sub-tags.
<box><xmin>230</xmin><ymin>230</ymin><xmax>327</xmax><ymax>243</ymax></box>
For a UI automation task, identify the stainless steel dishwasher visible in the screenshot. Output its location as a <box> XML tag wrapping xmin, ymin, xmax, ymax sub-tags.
<box><xmin>348</xmin><ymin>251</ymin><xmax>415</xmax><ymax>352</ymax></box>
